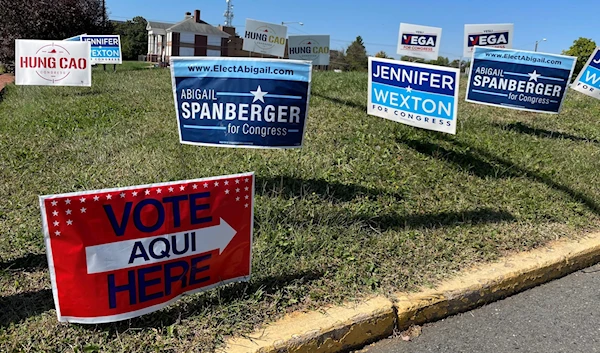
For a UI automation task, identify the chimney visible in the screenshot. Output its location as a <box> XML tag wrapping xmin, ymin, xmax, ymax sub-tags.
<box><xmin>194</xmin><ymin>10</ymin><xmax>201</xmax><ymax>23</ymax></box>
<box><xmin>185</xmin><ymin>11</ymin><xmax>192</xmax><ymax>18</ymax></box>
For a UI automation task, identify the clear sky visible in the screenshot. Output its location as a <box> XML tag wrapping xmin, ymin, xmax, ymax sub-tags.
<box><xmin>107</xmin><ymin>0</ymin><xmax>597</xmax><ymax>60</ymax></box>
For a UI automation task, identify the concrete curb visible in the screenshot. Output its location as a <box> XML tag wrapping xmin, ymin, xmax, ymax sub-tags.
<box><xmin>223</xmin><ymin>232</ymin><xmax>600</xmax><ymax>353</ymax></box>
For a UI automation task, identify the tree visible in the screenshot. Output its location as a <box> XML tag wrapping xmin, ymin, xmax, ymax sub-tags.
<box><xmin>563</xmin><ymin>37</ymin><xmax>597</xmax><ymax>77</ymax></box>
<box><xmin>345</xmin><ymin>36</ymin><xmax>368</xmax><ymax>71</ymax></box>
<box><xmin>329</xmin><ymin>49</ymin><xmax>348</xmax><ymax>70</ymax></box>
<box><xmin>0</xmin><ymin>0</ymin><xmax>111</xmax><ymax>65</ymax></box>
<box><xmin>375</xmin><ymin>51</ymin><xmax>390</xmax><ymax>59</ymax></box>
<box><xmin>400</xmin><ymin>55</ymin><xmax>425</xmax><ymax>63</ymax></box>
<box><xmin>428</xmin><ymin>56</ymin><xmax>450</xmax><ymax>67</ymax></box>
<box><xmin>114</xmin><ymin>16</ymin><xmax>148</xmax><ymax>60</ymax></box>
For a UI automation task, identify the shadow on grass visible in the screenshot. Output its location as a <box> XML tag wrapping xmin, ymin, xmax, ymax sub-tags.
<box><xmin>0</xmin><ymin>289</ymin><xmax>54</xmax><ymax>326</ymax></box>
<box><xmin>0</xmin><ymin>253</ymin><xmax>47</xmax><ymax>271</ymax></box>
<box><xmin>495</xmin><ymin>122</ymin><xmax>600</xmax><ymax>144</ymax></box>
<box><xmin>256</xmin><ymin>176</ymin><xmax>404</xmax><ymax>203</ymax></box>
<box><xmin>402</xmin><ymin>137</ymin><xmax>600</xmax><ymax>214</ymax></box>
<box><xmin>353</xmin><ymin>208</ymin><xmax>515</xmax><ymax>231</ymax></box>
<box><xmin>313</xmin><ymin>92</ymin><xmax>365</xmax><ymax>111</ymax></box>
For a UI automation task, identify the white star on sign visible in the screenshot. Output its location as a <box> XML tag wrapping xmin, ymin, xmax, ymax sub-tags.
<box><xmin>214</xmin><ymin>181</ymin><xmax>220</xmax><ymax>187</ymax></box>
<box><xmin>245</xmin><ymin>178</ymin><xmax>249</xmax><ymax>183</ymax></box>
<box><xmin>203</xmin><ymin>183</ymin><xmax>209</xmax><ymax>188</ymax></box>
<box><xmin>193</xmin><ymin>184</ymin><xmax>198</xmax><ymax>190</ymax></box>
<box><xmin>145</xmin><ymin>190</ymin><xmax>151</xmax><ymax>195</ymax></box>
<box><xmin>53</xmin><ymin>221</ymin><xmax>59</xmax><ymax>227</ymax></box>
<box><xmin>67</xmin><ymin>220</ymin><xmax>73</xmax><ymax>226</ymax></box>
<box><xmin>250</xmin><ymin>86</ymin><xmax>268</xmax><ymax>103</ymax></box>
<box><xmin>52</xmin><ymin>210</ymin><xmax>59</xmax><ymax>217</ymax></box>
<box><xmin>156</xmin><ymin>188</ymin><xmax>162</xmax><ymax>194</ymax></box>
<box><xmin>51</xmin><ymin>200</ymin><xmax>58</xmax><ymax>207</ymax></box>
<box><xmin>235</xmin><ymin>179</ymin><xmax>240</xmax><ymax>184</ymax></box>
<box><xmin>245</xmin><ymin>195</ymin><xmax>249</xmax><ymax>200</ymax></box>
<box><xmin>120</xmin><ymin>193</ymin><xmax>126</xmax><ymax>198</ymax></box>
<box><xmin>225</xmin><ymin>189</ymin><xmax>230</xmax><ymax>195</ymax></box>
<box><xmin>80</xmin><ymin>207</ymin><xmax>87</xmax><ymax>213</ymax></box>
<box><xmin>236</xmin><ymin>188</ymin><xmax>240</xmax><ymax>193</ymax></box>
<box><xmin>406</xmin><ymin>86</ymin><xmax>413</xmax><ymax>93</ymax></box>
<box><xmin>168</xmin><ymin>187</ymin><xmax>174</xmax><ymax>192</ymax></box>
<box><xmin>80</xmin><ymin>197</ymin><xmax>86</xmax><ymax>203</ymax></box>
<box><xmin>528</xmin><ymin>70</ymin><xmax>541</xmax><ymax>82</ymax></box>
<box><xmin>245</xmin><ymin>203</ymin><xmax>249</xmax><ymax>208</ymax></box>
<box><xmin>66</xmin><ymin>209</ymin><xmax>72</xmax><ymax>215</ymax></box>
<box><xmin>106</xmin><ymin>194</ymin><xmax>112</xmax><ymax>200</ymax></box>
<box><xmin>224</xmin><ymin>181</ymin><xmax>229</xmax><ymax>186</ymax></box>
<box><xmin>180</xmin><ymin>185</ymin><xmax>185</xmax><ymax>191</ymax></box>
<box><xmin>132</xmin><ymin>191</ymin><xmax>138</xmax><ymax>197</ymax></box>
<box><xmin>244</xmin><ymin>186</ymin><xmax>249</xmax><ymax>191</ymax></box>
<box><xmin>93</xmin><ymin>196</ymin><xmax>100</xmax><ymax>202</ymax></box>
<box><xmin>55</xmin><ymin>230</ymin><xmax>61</xmax><ymax>236</ymax></box>
<box><xmin>65</xmin><ymin>199</ymin><xmax>71</xmax><ymax>205</ymax></box>
<box><xmin>236</xmin><ymin>197</ymin><xmax>240</xmax><ymax>201</ymax></box>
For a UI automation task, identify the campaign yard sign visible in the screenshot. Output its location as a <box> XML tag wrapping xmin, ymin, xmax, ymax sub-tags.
<box><xmin>81</xmin><ymin>35</ymin><xmax>123</xmax><ymax>64</ymax></box>
<box><xmin>368</xmin><ymin>57</ymin><xmax>460</xmax><ymax>134</ymax></box>
<box><xmin>64</xmin><ymin>34</ymin><xmax>86</xmax><ymax>42</ymax></box>
<box><xmin>15</xmin><ymin>39</ymin><xmax>91</xmax><ymax>87</ymax></box>
<box><xmin>463</xmin><ymin>24</ymin><xmax>514</xmax><ymax>58</ymax></box>
<box><xmin>288</xmin><ymin>35</ymin><xmax>330</xmax><ymax>65</ymax></box>
<box><xmin>466</xmin><ymin>47</ymin><xmax>576</xmax><ymax>114</ymax></box>
<box><xmin>397</xmin><ymin>23</ymin><xmax>442</xmax><ymax>61</ymax></box>
<box><xmin>243</xmin><ymin>19</ymin><xmax>288</xmax><ymax>57</ymax></box>
<box><xmin>572</xmin><ymin>47</ymin><xmax>600</xmax><ymax>100</ymax></box>
<box><xmin>40</xmin><ymin>173</ymin><xmax>255</xmax><ymax>323</ymax></box>
<box><xmin>170</xmin><ymin>57</ymin><xmax>312</xmax><ymax>149</ymax></box>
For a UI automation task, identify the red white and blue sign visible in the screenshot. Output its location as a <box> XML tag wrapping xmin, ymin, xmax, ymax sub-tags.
<box><xmin>170</xmin><ymin>57</ymin><xmax>312</xmax><ymax>149</ymax></box>
<box><xmin>40</xmin><ymin>173</ymin><xmax>254</xmax><ymax>323</ymax></box>
<box><xmin>572</xmin><ymin>47</ymin><xmax>600</xmax><ymax>100</ymax></box>
<box><xmin>81</xmin><ymin>35</ymin><xmax>122</xmax><ymax>64</ymax></box>
<box><xmin>368</xmin><ymin>57</ymin><xmax>460</xmax><ymax>134</ymax></box>
<box><xmin>466</xmin><ymin>47</ymin><xmax>576</xmax><ymax>114</ymax></box>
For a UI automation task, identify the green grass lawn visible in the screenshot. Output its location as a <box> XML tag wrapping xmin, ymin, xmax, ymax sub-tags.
<box><xmin>2</xmin><ymin>61</ymin><xmax>600</xmax><ymax>352</ymax></box>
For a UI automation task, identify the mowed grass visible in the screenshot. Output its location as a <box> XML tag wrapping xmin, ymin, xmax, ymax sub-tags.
<box><xmin>2</xmin><ymin>61</ymin><xmax>600</xmax><ymax>352</ymax></box>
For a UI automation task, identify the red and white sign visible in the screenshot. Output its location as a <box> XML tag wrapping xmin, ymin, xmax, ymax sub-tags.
<box><xmin>16</xmin><ymin>39</ymin><xmax>92</xmax><ymax>86</ymax></box>
<box><xmin>39</xmin><ymin>173</ymin><xmax>254</xmax><ymax>323</ymax></box>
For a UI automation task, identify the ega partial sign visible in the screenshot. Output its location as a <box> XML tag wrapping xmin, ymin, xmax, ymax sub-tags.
<box><xmin>40</xmin><ymin>173</ymin><xmax>255</xmax><ymax>323</ymax></box>
<box><xmin>368</xmin><ymin>57</ymin><xmax>460</xmax><ymax>134</ymax></box>
<box><xmin>466</xmin><ymin>47</ymin><xmax>576</xmax><ymax>114</ymax></box>
<box><xmin>81</xmin><ymin>35</ymin><xmax>123</xmax><ymax>64</ymax></box>
<box><xmin>397</xmin><ymin>23</ymin><xmax>442</xmax><ymax>61</ymax></box>
<box><xmin>572</xmin><ymin>47</ymin><xmax>600</xmax><ymax>100</ymax></box>
<box><xmin>170</xmin><ymin>57</ymin><xmax>312</xmax><ymax>149</ymax></box>
<box><xmin>243</xmin><ymin>19</ymin><xmax>288</xmax><ymax>57</ymax></box>
<box><xmin>288</xmin><ymin>35</ymin><xmax>330</xmax><ymax>65</ymax></box>
<box><xmin>464</xmin><ymin>24</ymin><xmax>513</xmax><ymax>57</ymax></box>
<box><xmin>15</xmin><ymin>39</ymin><xmax>91</xmax><ymax>87</ymax></box>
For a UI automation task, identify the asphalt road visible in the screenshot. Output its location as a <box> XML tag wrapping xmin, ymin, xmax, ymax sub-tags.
<box><xmin>357</xmin><ymin>264</ymin><xmax>600</xmax><ymax>353</ymax></box>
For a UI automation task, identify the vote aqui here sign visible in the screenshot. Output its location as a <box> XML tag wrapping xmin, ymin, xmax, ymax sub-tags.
<box><xmin>572</xmin><ymin>47</ymin><xmax>600</xmax><ymax>100</ymax></box>
<box><xmin>368</xmin><ymin>57</ymin><xmax>460</xmax><ymax>134</ymax></box>
<box><xmin>466</xmin><ymin>47</ymin><xmax>576</xmax><ymax>114</ymax></box>
<box><xmin>40</xmin><ymin>173</ymin><xmax>254</xmax><ymax>323</ymax></box>
<box><xmin>170</xmin><ymin>57</ymin><xmax>312</xmax><ymax>149</ymax></box>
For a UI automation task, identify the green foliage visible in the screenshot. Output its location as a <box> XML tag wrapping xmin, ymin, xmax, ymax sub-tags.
<box><xmin>375</xmin><ymin>51</ymin><xmax>390</xmax><ymax>59</ymax></box>
<box><xmin>345</xmin><ymin>36</ymin><xmax>368</xmax><ymax>71</ymax></box>
<box><xmin>113</xmin><ymin>16</ymin><xmax>148</xmax><ymax>60</ymax></box>
<box><xmin>329</xmin><ymin>49</ymin><xmax>348</xmax><ymax>70</ymax></box>
<box><xmin>563</xmin><ymin>37</ymin><xmax>597</xmax><ymax>77</ymax></box>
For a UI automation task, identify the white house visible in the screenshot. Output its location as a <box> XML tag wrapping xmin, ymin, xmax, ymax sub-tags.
<box><xmin>146</xmin><ymin>10</ymin><xmax>230</xmax><ymax>62</ymax></box>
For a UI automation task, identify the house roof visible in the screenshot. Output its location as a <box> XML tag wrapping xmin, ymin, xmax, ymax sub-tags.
<box><xmin>147</xmin><ymin>21</ymin><xmax>175</xmax><ymax>30</ymax></box>
<box><xmin>167</xmin><ymin>18</ymin><xmax>230</xmax><ymax>38</ymax></box>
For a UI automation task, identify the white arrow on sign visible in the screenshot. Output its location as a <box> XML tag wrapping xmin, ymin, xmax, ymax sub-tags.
<box><xmin>85</xmin><ymin>218</ymin><xmax>237</xmax><ymax>274</ymax></box>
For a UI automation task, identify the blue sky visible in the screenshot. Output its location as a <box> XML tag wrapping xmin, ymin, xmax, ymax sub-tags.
<box><xmin>107</xmin><ymin>0</ymin><xmax>597</xmax><ymax>60</ymax></box>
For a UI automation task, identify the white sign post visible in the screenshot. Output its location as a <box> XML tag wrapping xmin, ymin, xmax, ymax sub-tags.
<box><xmin>463</xmin><ymin>24</ymin><xmax>514</xmax><ymax>58</ymax></box>
<box><xmin>397</xmin><ymin>23</ymin><xmax>442</xmax><ymax>61</ymax></box>
<box><xmin>243</xmin><ymin>19</ymin><xmax>288</xmax><ymax>57</ymax></box>
<box><xmin>15</xmin><ymin>40</ymin><xmax>91</xmax><ymax>87</ymax></box>
<box><xmin>288</xmin><ymin>35</ymin><xmax>330</xmax><ymax>65</ymax></box>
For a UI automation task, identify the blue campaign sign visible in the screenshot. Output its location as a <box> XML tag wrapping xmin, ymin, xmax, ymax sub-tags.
<box><xmin>64</xmin><ymin>34</ymin><xmax>86</xmax><ymax>42</ymax></box>
<box><xmin>81</xmin><ymin>35</ymin><xmax>122</xmax><ymax>64</ymax></box>
<box><xmin>368</xmin><ymin>57</ymin><xmax>460</xmax><ymax>134</ymax></box>
<box><xmin>572</xmin><ymin>47</ymin><xmax>600</xmax><ymax>100</ymax></box>
<box><xmin>466</xmin><ymin>47</ymin><xmax>576</xmax><ymax>114</ymax></box>
<box><xmin>170</xmin><ymin>57</ymin><xmax>312</xmax><ymax>149</ymax></box>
